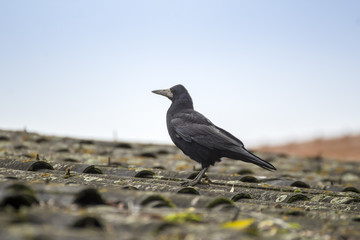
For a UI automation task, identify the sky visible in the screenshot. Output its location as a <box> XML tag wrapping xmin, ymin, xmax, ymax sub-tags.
<box><xmin>1</xmin><ymin>1</ymin><xmax>360</xmax><ymax>147</ymax></box>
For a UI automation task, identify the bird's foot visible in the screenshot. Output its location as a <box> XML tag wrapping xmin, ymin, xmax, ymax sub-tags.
<box><xmin>203</xmin><ymin>176</ymin><xmax>213</xmax><ymax>184</ymax></box>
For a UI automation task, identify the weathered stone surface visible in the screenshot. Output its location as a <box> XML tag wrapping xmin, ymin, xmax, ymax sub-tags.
<box><xmin>0</xmin><ymin>129</ymin><xmax>359</xmax><ymax>240</ymax></box>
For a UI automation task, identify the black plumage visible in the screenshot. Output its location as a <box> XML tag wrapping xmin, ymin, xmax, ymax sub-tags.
<box><xmin>152</xmin><ymin>84</ymin><xmax>276</xmax><ymax>186</ymax></box>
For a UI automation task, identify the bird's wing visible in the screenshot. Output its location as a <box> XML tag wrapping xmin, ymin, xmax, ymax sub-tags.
<box><xmin>171</xmin><ymin>111</ymin><xmax>276</xmax><ymax>171</ymax></box>
<box><xmin>171</xmin><ymin>112</ymin><xmax>243</xmax><ymax>152</ymax></box>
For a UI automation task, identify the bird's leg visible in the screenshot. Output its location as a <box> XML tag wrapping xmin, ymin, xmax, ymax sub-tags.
<box><xmin>181</xmin><ymin>167</ymin><xmax>209</xmax><ymax>187</ymax></box>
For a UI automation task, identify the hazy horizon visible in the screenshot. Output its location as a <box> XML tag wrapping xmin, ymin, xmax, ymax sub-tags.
<box><xmin>2</xmin><ymin>123</ymin><xmax>360</xmax><ymax>147</ymax></box>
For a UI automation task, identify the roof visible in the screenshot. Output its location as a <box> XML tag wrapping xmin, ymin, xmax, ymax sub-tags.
<box><xmin>0</xmin><ymin>129</ymin><xmax>359</xmax><ymax>239</ymax></box>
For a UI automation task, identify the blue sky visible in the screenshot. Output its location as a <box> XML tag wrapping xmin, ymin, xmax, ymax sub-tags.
<box><xmin>1</xmin><ymin>1</ymin><xmax>360</xmax><ymax>146</ymax></box>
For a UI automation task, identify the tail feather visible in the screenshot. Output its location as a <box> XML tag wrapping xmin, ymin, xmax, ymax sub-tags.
<box><xmin>226</xmin><ymin>147</ymin><xmax>276</xmax><ymax>171</ymax></box>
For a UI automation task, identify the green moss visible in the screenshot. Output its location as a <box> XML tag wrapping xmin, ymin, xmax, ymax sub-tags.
<box><xmin>134</xmin><ymin>170</ymin><xmax>155</xmax><ymax>178</ymax></box>
<box><xmin>283</xmin><ymin>210</ymin><xmax>305</xmax><ymax>216</ymax></box>
<box><xmin>287</xmin><ymin>194</ymin><xmax>310</xmax><ymax>203</ymax></box>
<box><xmin>288</xmin><ymin>222</ymin><xmax>301</xmax><ymax>229</ymax></box>
<box><xmin>164</xmin><ymin>211</ymin><xmax>202</xmax><ymax>223</ymax></box>
<box><xmin>141</xmin><ymin>195</ymin><xmax>176</xmax><ymax>208</ymax></box>
<box><xmin>231</xmin><ymin>193</ymin><xmax>252</xmax><ymax>201</ymax></box>
<box><xmin>206</xmin><ymin>197</ymin><xmax>235</xmax><ymax>209</ymax></box>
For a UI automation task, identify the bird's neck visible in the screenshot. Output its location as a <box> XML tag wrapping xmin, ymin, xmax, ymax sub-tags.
<box><xmin>169</xmin><ymin>97</ymin><xmax>194</xmax><ymax>113</ymax></box>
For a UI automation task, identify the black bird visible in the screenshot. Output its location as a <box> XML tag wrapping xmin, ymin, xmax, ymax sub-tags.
<box><xmin>152</xmin><ymin>84</ymin><xmax>276</xmax><ymax>186</ymax></box>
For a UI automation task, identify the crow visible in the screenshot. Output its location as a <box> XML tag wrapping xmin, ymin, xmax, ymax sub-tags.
<box><xmin>152</xmin><ymin>84</ymin><xmax>276</xmax><ymax>186</ymax></box>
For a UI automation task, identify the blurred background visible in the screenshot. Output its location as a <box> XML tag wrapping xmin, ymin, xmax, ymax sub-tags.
<box><xmin>1</xmin><ymin>1</ymin><xmax>359</xmax><ymax>159</ymax></box>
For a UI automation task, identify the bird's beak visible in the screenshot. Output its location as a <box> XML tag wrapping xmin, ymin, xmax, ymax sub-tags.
<box><xmin>152</xmin><ymin>88</ymin><xmax>173</xmax><ymax>100</ymax></box>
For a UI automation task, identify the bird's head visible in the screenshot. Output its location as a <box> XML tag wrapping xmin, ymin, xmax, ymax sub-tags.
<box><xmin>152</xmin><ymin>84</ymin><xmax>191</xmax><ymax>103</ymax></box>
